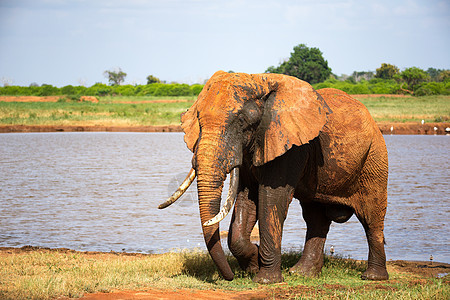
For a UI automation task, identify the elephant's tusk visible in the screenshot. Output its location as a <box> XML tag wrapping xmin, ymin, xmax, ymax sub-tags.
<box><xmin>203</xmin><ymin>167</ymin><xmax>239</xmax><ymax>226</ymax></box>
<box><xmin>158</xmin><ymin>168</ymin><xmax>196</xmax><ymax>209</ymax></box>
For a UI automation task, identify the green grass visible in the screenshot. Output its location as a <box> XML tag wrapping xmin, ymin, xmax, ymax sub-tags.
<box><xmin>99</xmin><ymin>95</ymin><xmax>197</xmax><ymax>103</ymax></box>
<box><xmin>0</xmin><ymin>249</ymin><xmax>448</xmax><ymax>299</ymax></box>
<box><xmin>0</xmin><ymin>95</ymin><xmax>449</xmax><ymax>127</ymax></box>
<box><xmin>355</xmin><ymin>95</ymin><xmax>450</xmax><ymax>123</ymax></box>
<box><xmin>0</xmin><ymin>99</ymin><xmax>194</xmax><ymax>127</ymax></box>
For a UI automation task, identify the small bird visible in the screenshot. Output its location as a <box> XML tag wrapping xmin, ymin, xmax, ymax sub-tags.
<box><xmin>330</xmin><ymin>246</ymin><xmax>335</xmax><ymax>256</ymax></box>
<box><xmin>421</xmin><ymin>120</ymin><xmax>425</xmax><ymax>125</ymax></box>
<box><xmin>430</xmin><ymin>255</ymin><xmax>434</xmax><ymax>265</ymax></box>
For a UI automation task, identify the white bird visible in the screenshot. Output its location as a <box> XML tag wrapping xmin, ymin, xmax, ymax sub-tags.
<box><xmin>421</xmin><ymin>120</ymin><xmax>425</xmax><ymax>125</ymax></box>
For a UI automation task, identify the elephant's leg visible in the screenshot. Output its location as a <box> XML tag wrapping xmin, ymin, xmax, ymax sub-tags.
<box><xmin>253</xmin><ymin>185</ymin><xmax>293</xmax><ymax>284</ymax></box>
<box><xmin>290</xmin><ymin>201</ymin><xmax>331</xmax><ymax>277</ymax></box>
<box><xmin>228</xmin><ymin>185</ymin><xmax>259</xmax><ymax>273</ymax></box>
<box><xmin>355</xmin><ymin>203</ymin><xmax>389</xmax><ymax>280</ymax></box>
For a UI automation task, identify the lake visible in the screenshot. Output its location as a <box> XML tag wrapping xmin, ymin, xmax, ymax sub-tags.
<box><xmin>0</xmin><ymin>133</ymin><xmax>448</xmax><ymax>263</ymax></box>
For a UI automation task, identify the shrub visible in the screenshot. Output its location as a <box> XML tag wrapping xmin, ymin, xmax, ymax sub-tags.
<box><xmin>112</xmin><ymin>85</ymin><xmax>136</xmax><ymax>96</ymax></box>
<box><xmin>86</xmin><ymin>83</ymin><xmax>112</xmax><ymax>96</ymax></box>
<box><xmin>190</xmin><ymin>84</ymin><xmax>204</xmax><ymax>95</ymax></box>
<box><xmin>38</xmin><ymin>84</ymin><xmax>59</xmax><ymax>96</ymax></box>
<box><xmin>414</xmin><ymin>81</ymin><xmax>450</xmax><ymax>96</ymax></box>
<box><xmin>61</xmin><ymin>85</ymin><xmax>76</xmax><ymax>95</ymax></box>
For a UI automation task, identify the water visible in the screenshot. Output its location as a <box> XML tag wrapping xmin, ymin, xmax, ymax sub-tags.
<box><xmin>0</xmin><ymin>133</ymin><xmax>448</xmax><ymax>263</ymax></box>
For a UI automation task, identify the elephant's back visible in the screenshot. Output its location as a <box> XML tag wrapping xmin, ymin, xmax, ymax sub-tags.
<box><xmin>314</xmin><ymin>88</ymin><xmax>381</xmax><ymax>198</ymax></box>
<box><xmin>317</xmin><ymin>88</ymin><xmax>377</xmax><ymax>135</ymax></box>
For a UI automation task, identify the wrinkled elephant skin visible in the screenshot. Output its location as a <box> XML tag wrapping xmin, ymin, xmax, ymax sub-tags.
<box><xmin>169</xmin><ymin>71</ymin><xmax>389</xmax><ymax>283</ymax></box>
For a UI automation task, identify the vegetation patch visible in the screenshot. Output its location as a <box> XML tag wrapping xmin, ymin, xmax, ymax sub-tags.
<box><xmin>0</xmin><ymin>95</ymin><xmax>448</xmax><ymax>128</ymax></box>
<box><xmin>0</xmin><ymin>247</ymin><xmax>448</xmax><ymax>299</ymax></box>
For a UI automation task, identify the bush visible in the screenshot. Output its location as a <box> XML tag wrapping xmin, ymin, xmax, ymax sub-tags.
<box><xmin>414</xmin><ymin>81</ymin><xmax>450</xmax><ymax>96</ymax></box>
<box><xmin>0</xmin><ymin>86</ymin><xmax>25</xmax><ymax>95</ymax></box>
<box><xmin>86</xmin><ymin>83</ymin><xmax>112</xmax><ymax>96</ymax></box>
<box><xmin>60</xmin><ymin>85</ymin><xmax>76</xmax><ymax>95</ymax></box>
<box><xmin>190</xmin><ymin>84</ymin><xmax>204</xmax><ymax>95</ymax></box>
<box><xmin>38</xmin><ymin>84</ymin><xmax>59</xmax><ymax>96</ymax></box>
<box><xmin>112</xmin><ymin>85</ymin><xmax>136</xmax><ymax>96</ymax></box>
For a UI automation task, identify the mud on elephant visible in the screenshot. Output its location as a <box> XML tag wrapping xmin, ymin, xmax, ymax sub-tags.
<box><xmin>159</xmin><ymin>71</ymin><xmax>389</xmax><ymax>284</ymax></box>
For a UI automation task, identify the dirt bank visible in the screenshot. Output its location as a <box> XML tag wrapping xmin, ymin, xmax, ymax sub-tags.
<box><xmin>0</xmin><ymin>122</ymin><xmax>449</xmax><ymax>135</ymax></box>
<box><xmin>0</xmin><ymin>124</ymin><xmax>183</xmax><ymax>133</ymax></box>
<box><xmin>377</xmin><ymin>122</ymin><xmax>449</xmax><ymax>135</ymax></box>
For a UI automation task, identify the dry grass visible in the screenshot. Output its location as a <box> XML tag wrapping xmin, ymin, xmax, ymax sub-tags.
<box><xmin>0</xmin><ymin>248</ymin><xmax>448</xmax><ymax>299</ymax></box>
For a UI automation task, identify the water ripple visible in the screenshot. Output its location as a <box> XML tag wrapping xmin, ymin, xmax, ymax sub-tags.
<box><xmin>0</xmin><ymin>133</ymin><xmax>448</xmax><ymax>263</ymax></box>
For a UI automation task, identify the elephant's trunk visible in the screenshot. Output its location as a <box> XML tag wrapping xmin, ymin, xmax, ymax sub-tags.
<box><xmin>196</xmin><ymin>135</ymin><xmax>234</xmax><ymax>280</ymax></box>
<box><xmin>197</xmin><ymin>172</ymin><xmax>234</xmax><ymax>280</ymax></box>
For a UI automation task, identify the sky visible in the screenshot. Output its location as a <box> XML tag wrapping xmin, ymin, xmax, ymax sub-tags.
<box><xmin>0</xmin><ymin>0</ymin><xmax>449</xmax><ymax>87</ymax></box>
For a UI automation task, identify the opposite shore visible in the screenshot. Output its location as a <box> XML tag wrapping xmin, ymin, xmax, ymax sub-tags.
<box><xmin>1</xmin><ymin>122</ymin><xmax>449</xmax><ymax>135</ymax></box>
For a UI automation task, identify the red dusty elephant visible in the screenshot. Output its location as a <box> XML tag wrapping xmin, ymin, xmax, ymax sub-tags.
<box><xmin>159</xmin><ymin>71</ymin><xmax>389</xmax><ymax>284</ymax></box>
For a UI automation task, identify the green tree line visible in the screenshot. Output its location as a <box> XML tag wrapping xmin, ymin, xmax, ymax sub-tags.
<box><xmin>1</xmin><ymin>74</ymin><xmax>448</xmax><ymax>97</ymax></box>
<box><xmin>1</xmin><ymin>43</ymin><xmax>449</xmax><ymax>97</ymax></box>
<box><xmin>0</xmin><ymin>83</ymin><xmax>204</xmax><ymax>97</ymax></box>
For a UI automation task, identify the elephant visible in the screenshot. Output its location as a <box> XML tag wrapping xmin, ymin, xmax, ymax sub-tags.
<box><xmin>159</xmin><ymin>71</ymin><xmax>389</xmax><ymax>284</ymax></box>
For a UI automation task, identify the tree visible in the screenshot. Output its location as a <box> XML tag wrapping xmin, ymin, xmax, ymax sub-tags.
<box><xmin>400</xmin><ymin>67</ymin><xmax>430</xmax><ymax>90</ymax></box>
<box><xmin>375</xmin><ymin>63</ymin><xmax>399</xmax><ymax>80</ymax></box>
<box><xmin>146</xmin><ymin>75</ymin><xmax>161</xmax><ymax>84</ymax></box>
<box><xmin>1</xmin><ymin>77</ymin><xmax>13</xmax><ymax>87</ymax></box>
<box><xmin>103</xmin><ymin>68</ymin><xmax>127</xmax><ymax>86</ymax></box>
<box><xmin>265</xmin><ymin>44</ymin><xmax>332</xmax><ymax>84</ymax></box>
<box><xmin>351</xmin><ymin>71</ymin><xmax>374</xmax><ymax>82</ymax></box>
<box><xmin>426</xmin><ymin>68</ymin><xmax>443</xmax><ymax>81</ymax></box>
<box><xmin>438</xmin><ymin>70</ymin><xmax>450</xmax><ymax>82</ymax></box>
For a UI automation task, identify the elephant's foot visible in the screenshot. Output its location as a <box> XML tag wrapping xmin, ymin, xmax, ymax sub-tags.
<box><xmin>240</xmin><ymin>255</ymin><xmax>259</xmax><ymax>274</ymax></box>
<box><xmin>253</xmin><ymin>268</ymin><xmax>283</xmax><ymax>284</ymax></box>
<box><xmin>233</xmin><ymin>244</ymin><xmax>259</xmax><ymax>274</ymax></box>
<box><xmin>289</xmin><ymin>261</ymin><xmax>322</xmax><ymax>277</ymax></box>
<box><xmin>361</xmin><ymin>266</ymin><xmax>389</xmax><ymax>281</ymax></box>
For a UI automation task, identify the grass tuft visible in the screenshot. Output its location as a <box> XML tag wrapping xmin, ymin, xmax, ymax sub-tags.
<box><xmin>1</xmin><ymin>248</ymin><xmax>448</xmax><ymax>299</ymax></box>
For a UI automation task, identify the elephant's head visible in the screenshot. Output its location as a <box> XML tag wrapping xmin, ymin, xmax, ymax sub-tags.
<box><xmin>161</xmin><ymin>71</ymin><xmax>330</xmax><ymax>280</ymax></box>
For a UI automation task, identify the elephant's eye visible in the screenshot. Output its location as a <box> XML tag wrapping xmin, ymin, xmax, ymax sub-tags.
<box><xmin>239</xmin><ymin>101</ymin><xmax>262</xmax><ymax>128</ymax></box>
<box><xmin>238</xmin><ymin>114</ymin><xmax>247</xmax><ymax>126</ymax></box>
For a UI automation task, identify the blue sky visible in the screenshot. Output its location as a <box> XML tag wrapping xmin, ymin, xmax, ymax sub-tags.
<box><xmin>0</xmin><ymin>0</ymin><xmax>449</xmax><ymax>87</ymax></box>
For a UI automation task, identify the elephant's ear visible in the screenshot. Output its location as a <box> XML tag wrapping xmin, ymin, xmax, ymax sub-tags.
<box><xmin>181</xmin><ymin>101</ymin><xmax>199</xmax><ymax>152</ymax></box>
<box><xmin>253</xmin><ymin>76</ymin><xmax>331</xmax><ymax>166</ymax></box>
<box><xmin>181</xmin><ymin>70</ymin><xmax>229</xmax><ymax>152</ymax></box>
